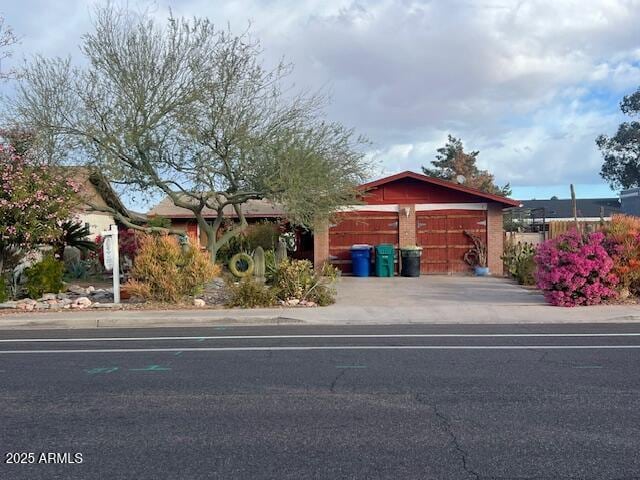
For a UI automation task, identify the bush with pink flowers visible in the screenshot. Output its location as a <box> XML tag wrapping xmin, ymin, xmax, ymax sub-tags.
<box><xmin>534</xmin><ymin>230</ymin><xmax>618</xmax><ymax>307</ymax></box>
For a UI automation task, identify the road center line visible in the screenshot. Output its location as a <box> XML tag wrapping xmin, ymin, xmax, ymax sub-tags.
<box><xmin>2</xmin><ymin>345</ymin><xmax>640</xmax><ymax>354</ymax></box>
<box><xmin>3</xmin><ymin>333</ymin><xmax>640</xmax><ymax>343</ymax></box>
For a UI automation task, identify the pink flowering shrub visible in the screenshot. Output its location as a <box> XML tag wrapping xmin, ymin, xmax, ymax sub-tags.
<box><xmin>535</xmin><ymin>230</ymin><xmax>618</xmax><ymax>307</ymax></box>
<box><xmin>0</xmin><ymin>143</ymin><xmax>80</xmax><ymax>250</ymax></box>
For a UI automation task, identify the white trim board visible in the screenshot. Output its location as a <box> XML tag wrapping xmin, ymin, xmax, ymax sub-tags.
<box><xmin>415</xmin><ymin>203</ymin><xmax>487</xmax><ymax>211</ymax></box>
<box><xmin>336</xmin><ymin>205</ymin><xmax>399</xmax><ymax>212</ymax></box>
<box><xmin>336</xmin><ymin>203</ymin><xmax>488</xmax><ymax>213</ymax></box>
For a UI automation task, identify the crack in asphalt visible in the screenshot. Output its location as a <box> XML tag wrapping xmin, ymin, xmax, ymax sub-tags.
<box><xmin>329</xmin><ymin>369</ymin><xmax>346</xmax><ymax>393</ymax></box>
<box><xmin>416</xmin><ymin>393</ymin><xmax>481</xmax><ymax>480</ymax></box>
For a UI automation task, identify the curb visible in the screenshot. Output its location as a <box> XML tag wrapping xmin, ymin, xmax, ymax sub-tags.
<box><xmin>0</xmin><ymin>315</ymin><xmax>305</xmax><ymax>330</ymax></box>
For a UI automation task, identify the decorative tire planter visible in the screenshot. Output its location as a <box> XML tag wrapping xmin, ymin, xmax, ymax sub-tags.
<box><xmin>229</xmin><ymin>253</ymin><xmax>255</xmax><ymax>278</ymax></box>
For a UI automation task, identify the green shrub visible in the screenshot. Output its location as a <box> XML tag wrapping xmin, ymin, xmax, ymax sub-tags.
<box><xmin>24</xmin><ymin>255</ymin><xmax>65</xmax><ymax>298</ymax></box>
<box><xmin>245</xmin><ymin>221</ymin><xmax>280</xmax><ymax>251</ymax></box>
<box><xmin>227</xmin><ymin>278</ymin><xmax>277</xmax><ymax>308</ymax></box>
<box><xmin>502</xmin><ymin>241</ymin><xmax>537</xmax><ymax>285</ymax></box>
<box><xmin>216</xmin><ymin>222</ymin><xmax>280</xmax><ymax>265</ymax></box>
<box><xmin>0</xmin><ymin>276</ymin><xmax>8</xmax><ymax>302</ymax></box>
<box><xmin>270</xmin><ymin>259</ymin><xmax>338</xmax><ymax>306</ymax></box>
<box><xmin>264</xmin><ymin>249</ymin><xmax>277</xmax><ymax>281</ymax></box>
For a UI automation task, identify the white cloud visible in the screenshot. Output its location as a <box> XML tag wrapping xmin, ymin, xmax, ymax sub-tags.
<box><xmin>2</xmin><ymin>0</ymin><xmax>639</xmax><ymax>194</ymax></box>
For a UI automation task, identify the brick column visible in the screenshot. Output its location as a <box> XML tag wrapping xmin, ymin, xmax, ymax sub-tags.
<box><xmin>313</xmin><ymin>218</ymin><xmax>330</xmax><ymax>270</ymax></box>
<box><xmin>398</xmin><ymin>204</ymin><xmax>416</xmax><ymax>247</ymax></box>
<box><xmin>487</xmin><ymin>203</ymin><xmax>504</xmax><ymax>276</ymax></box>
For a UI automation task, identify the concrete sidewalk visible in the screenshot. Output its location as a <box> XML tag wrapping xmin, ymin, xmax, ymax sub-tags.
<box><xmin>1</xmin><ymin>302</ymin><xmax>640</xmax><ymax>329</ymax></box>
<box><xmin>1</xmin><ymin>276</ymin><xmax>639</xmax><ymax>329</ymax></box>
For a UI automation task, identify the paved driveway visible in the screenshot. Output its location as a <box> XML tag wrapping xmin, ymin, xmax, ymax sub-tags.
<box><xmin>336</xmin><ymin>275</ymin><xmax>546</xmax><ymax>307</ymax></box>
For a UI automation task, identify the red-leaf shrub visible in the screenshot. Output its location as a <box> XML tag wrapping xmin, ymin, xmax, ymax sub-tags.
<box><xmin>603</xmin><ymin>215</ymin><xmax>640</xmax><ymax>296</ymax></box>
<box><xmin>535</xmin><ymin>230</ymin><xmax>618</xmax><ymax>307</ymax></box>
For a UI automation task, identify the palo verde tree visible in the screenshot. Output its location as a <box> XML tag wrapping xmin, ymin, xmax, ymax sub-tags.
<box><xmin>598</xmin><ymin>86</ymin><xmax>640</xmax><ymax>190</ymax></box>
<box><xmin>422</xmin><ymin>135</ymin><xmax>511</xmax><ymax>196</ymax></box>
<box><xmin>9</xmin><ymin>7</ymin><xmax>369</xmax><ymax>262</ymax></box>
<box><xmin>0</xmin><ymin>15</ymin><xmax>18</xmax><ymax>79</ymax></box>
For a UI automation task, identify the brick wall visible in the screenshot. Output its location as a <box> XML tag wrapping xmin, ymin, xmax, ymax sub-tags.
<box><xmin>313</xmin><ymin>219</ymin><xmax>330</xmax><ymax>270</ymax></box>
<box><xmin>398</xmin><ymin>204</ymin><xmax>416</xmax><ymax>247</ymax></box>
<box><xmin>487</xmin><ymin>203</ymin><xmax>504</xmax><ymax>276</ymax></box>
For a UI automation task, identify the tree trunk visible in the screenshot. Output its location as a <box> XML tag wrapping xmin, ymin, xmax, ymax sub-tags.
<box><xmin>207</xmin><ymin>235</ymin><xmax>219</xmax><ymax>264</ymax></box>
<box><xmin>195</xmin><ymin>207</ymin><xmax>249</xmax><ymax>265</ymax></box>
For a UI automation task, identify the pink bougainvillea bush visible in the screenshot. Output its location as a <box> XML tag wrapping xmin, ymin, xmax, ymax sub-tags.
<box><xmin>534</xmin><ymin>230</ymin><xmax>618</xmax><ymax>307</ymax></box>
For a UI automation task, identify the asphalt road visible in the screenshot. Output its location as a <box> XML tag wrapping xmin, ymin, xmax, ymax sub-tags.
<box><xmin>2</xmin><ymin>323</ymin><xmax>640</xmax><ymax>479</ymax></box>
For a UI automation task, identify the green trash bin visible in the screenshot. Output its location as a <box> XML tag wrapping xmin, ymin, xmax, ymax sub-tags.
<box><xmin>375</xmin><ymin>244</ymin><xmax>395</xmax><ymax>277</ymax></box>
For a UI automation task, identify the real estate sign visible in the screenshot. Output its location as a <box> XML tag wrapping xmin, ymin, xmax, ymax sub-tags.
<box><xmin>100</xmin><ymin>225</ymin><xmax>120</xmax><ymax>304</ymax></box>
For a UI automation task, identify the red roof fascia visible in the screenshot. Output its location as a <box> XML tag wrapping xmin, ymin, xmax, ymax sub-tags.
<box><xmin>358</xmin><ymin>171</ymin><xmax>520</xmax><ymax>207</ymax></box>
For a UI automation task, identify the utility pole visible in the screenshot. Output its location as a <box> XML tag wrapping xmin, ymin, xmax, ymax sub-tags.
<box><xmin>570</xmin><ymin>184</ymin><xmax>578</xmax><ymax>232</ymax></box>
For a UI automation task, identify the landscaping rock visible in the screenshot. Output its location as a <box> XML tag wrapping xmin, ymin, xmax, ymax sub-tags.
<box><xmin>91</xmin><ymin>303</ymin><xmax>116</xmax><ymax>308</ymax></box>
<box><xmin>91</xmin><ymin>292</ymin><xmax>113</xmax><ymax>303</ymax></box>
<box><xmin>0</xmin><ymin>301</ymin><xmax>18</xmax><ymax>309</ymax></box>
<box><xmin>286</xmin><ymin>299</ymin><xmax>300</xmax><ymax>306</ymax></box>
<box><xmin>39</xmin><ymin>293</ymin><xmax>58</xmax><ymax>301</ymax></box>
<box><xmin>199</xmin><ymin>278</ymin><xmax>232</xmax><ymax>305</ymax></box>
<box><xmin>86</xmin><ymin>286</ymin><xmax>95</xmax><ymax>294</ymax></box>
<box><xmin>72</xmin><ymin>297</ymin><xmax>92</xmax><ymax>309</ymax></box>
<box><xmin>193</xmin><ymin>298</ymin><xmax>206</xmax><ymax>307</ymax></box>
<box><xmin>56</xmin><ymin>293</ymin><xmax>69</xmax><ymax>300</ymax></box>
<box><xmin>68</xmin><ymin>285</ymin><xmax>87</xmax><ymax>295</ymax></box>
<box><xmin>34</xmin><ymin>302</ymin><xmax>49</xmax><ymax>310</ymax></box>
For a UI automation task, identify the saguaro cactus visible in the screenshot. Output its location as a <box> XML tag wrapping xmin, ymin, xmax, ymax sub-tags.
<box><xmin>253</xmin><ymin>246</ymin><xmax>265</xmax><ymax>279</ymax></box>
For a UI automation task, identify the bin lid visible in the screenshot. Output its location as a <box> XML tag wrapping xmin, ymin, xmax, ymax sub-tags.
<box><xmin>400</xmin><ymin>245</ymin><xmax>423</xmax><ymax>251</ymax></box>
<box><xmin>351</xmin><ymin>244</ymin><xmax>371</xmax><ymax>250</ymax></box>
<box><xmin>375</xmin><ymin>244</ymin><xmax>395</xmax><ymax>254</ymax></box>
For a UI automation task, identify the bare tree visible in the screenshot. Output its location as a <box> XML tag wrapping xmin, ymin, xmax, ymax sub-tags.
<box><xmin>10</xmin><ymin>7</ymin><xmax>369</xmax><ymax>262</ymax></box>
<box><xmin>0</xmin><ymin>15</ymin><xmax>18</xmax><ymax>79</ymax></box>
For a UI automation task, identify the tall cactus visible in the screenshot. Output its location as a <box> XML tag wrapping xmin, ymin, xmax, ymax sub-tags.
<box><xmin>276</xmin><ymin>239</ymin><xmax>288</xmax><ymax>264</ymax></box>
<box><xmin>253</xmin><ymin>246</ymin><xmax>265</xmax><ymax>279</ymax></box>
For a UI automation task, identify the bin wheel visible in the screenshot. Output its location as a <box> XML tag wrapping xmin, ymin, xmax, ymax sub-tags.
<box><xmin>229</xmin><ymin>253</ymin><xmax>255</xmax><ymax>278</ymax></box>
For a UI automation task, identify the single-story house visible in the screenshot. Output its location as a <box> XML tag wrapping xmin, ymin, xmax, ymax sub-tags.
<box><xmin>313</xmin><ymin>171</ymin><xmax>519</xmax><ymax>275</ymax></box>
<box><xmin>74</xmin><ymin>169</ymin><xmax>141</xmax><ymax>239</ymax></box>
<box><xmin>147</xmin><ymin>196</ymin><xmax>288</xmax><ymax>247</ymax></box>
<box><xmin>147</xmin><ymin>171</ymin><xmax>519</xmax><ymax>275</ymax></box>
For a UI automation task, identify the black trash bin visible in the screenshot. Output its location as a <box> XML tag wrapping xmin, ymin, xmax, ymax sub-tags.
<box><xmin>400</xmin><ymin>246</ymin><xmax>422</xmax><ymax>277</ymax></box>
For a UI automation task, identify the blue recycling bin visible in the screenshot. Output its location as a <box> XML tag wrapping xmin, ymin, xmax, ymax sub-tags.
<box><xmin>350</xmin><ymin>244</ymin><xmax>371</xmax><ymax>277</ymax></box>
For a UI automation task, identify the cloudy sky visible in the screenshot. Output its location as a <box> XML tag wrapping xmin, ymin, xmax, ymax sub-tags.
<box><xmin>2</xmin><ymin>0</ymin><xmax>640</xmax><ymax>202</ymax></box>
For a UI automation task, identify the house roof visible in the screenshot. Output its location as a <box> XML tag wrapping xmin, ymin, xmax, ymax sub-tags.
<box><xmin>148</xmin><ymin>195</ymin><xmax>287</xmax><ymax>219</ymax></box>
<box><xmin>62</xmin><ymin>167</ymin><xmax>147</xmax><ymax>222</ymax></box>
<box><xmin>358</xmin><ymin>171</ymin><xmax>520</xmax><ymax>207</ymax></box>
<box><xmin>515</xmin><ymin>198</ymin><xmax>621</xmax><ymax>219</ymax></box>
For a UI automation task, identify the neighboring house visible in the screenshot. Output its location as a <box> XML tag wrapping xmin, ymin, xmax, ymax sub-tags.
<box><xmin>73</xmin><ymin>169</ymin><xmax>138</xmax><ymax>239</ymax></box>
<box><xmin>620</xmin><ymin>188</ymin><xmax>640</xmax><ymax>216</ymax></box>
<box><xmin>516</xmin><ymin>198</ymin><xmax>621</xmax><ymax>222</ymax></box>
<box><xmin>147</xmin><ymin>196</ymin><xmax>287</xmax><ymax>247</ymax></box>
<box><xmin>314</xmin><ymin>171</ymin><xmax>519</xmax><ymax>275</ymax></box>
<box><xmin>148</xmin><ymin>171</ymin><xmax>520</xmax><ymax>275</ymax></box>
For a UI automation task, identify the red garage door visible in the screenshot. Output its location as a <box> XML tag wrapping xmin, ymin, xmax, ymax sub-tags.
<box><xmin>416</xmin><ymin>210</ymin><xmax>487</xmax><ymax>274</ymax></box>
<box><xmin>329</xmin><ymin>212</ymin><xmax>399</xmax><ymax>274</ymax></box>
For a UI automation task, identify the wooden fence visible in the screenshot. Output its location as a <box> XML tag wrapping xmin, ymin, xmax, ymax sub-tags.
<box><xmin>547</xmin><ymin>220</ymin><xmax>609</xmax><ymax>240</ymax></box>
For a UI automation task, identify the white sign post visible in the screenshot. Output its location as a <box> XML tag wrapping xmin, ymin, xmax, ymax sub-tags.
<box><xmin>101</xmin><ymin>224</ymin><xmax>120</xmax><ymax>304</ymax></box>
